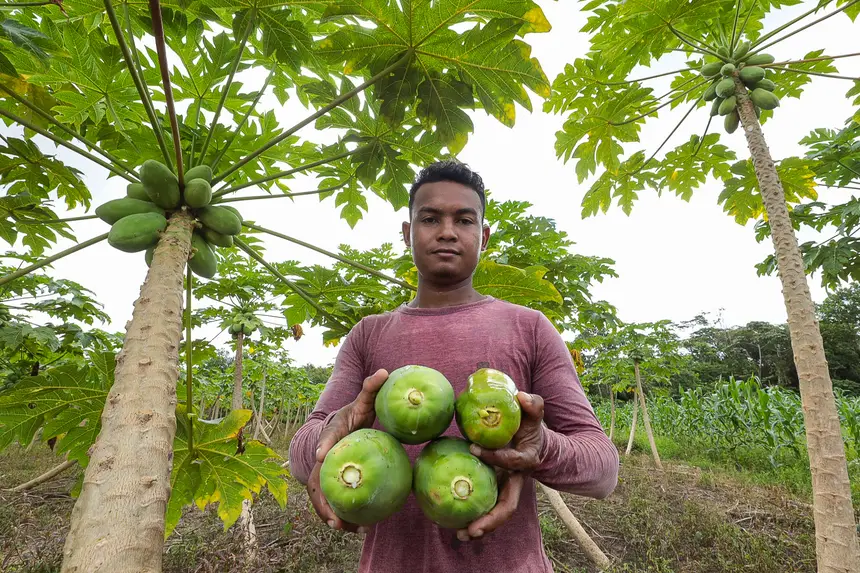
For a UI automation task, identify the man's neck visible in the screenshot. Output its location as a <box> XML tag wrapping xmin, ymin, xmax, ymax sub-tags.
<box><xmin>408</xmin><ymin>280</ymin><xmax>486</xmax><ymax>309</ymax></box>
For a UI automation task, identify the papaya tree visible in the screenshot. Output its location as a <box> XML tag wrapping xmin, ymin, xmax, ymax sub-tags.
<box><xmin>545</xmin><ymin>0</ymin><xmax>860</xmax><ymax>568</ymax></box>
<box><xmin>0</xmin><ymin>1</ymin><xmax>555</xmax><ymax>571</ymax></box>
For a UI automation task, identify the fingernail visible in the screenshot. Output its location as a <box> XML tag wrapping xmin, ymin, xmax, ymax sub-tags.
<box><xmin>470</xmin><ymin>444</ymin><xmax>481</xmax><ymax>456</ymax></box>
<box><xmin>327</xmin><ymin>520</ymin><xmax>336</xmax><ymax>529</ymax></box>
<box><xmin>457</xmin><ymin>531</ymin><xmax>470</xmax><ymax>541</ymax></box>
<box><xmin>474</xmin><ymin>529</ymin><xmax>483</xmax><ymax>537</ymax></box>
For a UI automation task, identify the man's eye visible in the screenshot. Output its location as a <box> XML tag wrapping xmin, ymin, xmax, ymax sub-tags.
<box><xmin>422</xmin><ymin>217</ymin><xmax>436</xmax><ymax>223</ymax></box>
<box><xmin>460</xmin><ymin>219</ymin><xmax>474</xmax><ymax>224</ymax></box>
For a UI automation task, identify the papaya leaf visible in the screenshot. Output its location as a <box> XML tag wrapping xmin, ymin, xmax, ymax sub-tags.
<box><xmin>718</xmin><ymin>157</ymin><xmax>818</xmax><ymax>225</ymax></box>
<box><xmin>472</xmin><ymin>259</ymin><xmax>563</xmax><ymax>306</ymax></box>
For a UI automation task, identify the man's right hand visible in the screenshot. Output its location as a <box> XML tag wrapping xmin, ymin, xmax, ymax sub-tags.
<box><xmin>306</xmin><ymin>368</ymin><xmax>389</xmax><ymax>534</ymax></box>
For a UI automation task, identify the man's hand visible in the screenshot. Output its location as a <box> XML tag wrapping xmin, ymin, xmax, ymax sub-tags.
<box><xmin>456</xmin><ymin>391</ymin><xmax>545</xmax><ymax>542</ymax></box>
<box><xmin>306</xmin><ymin>368</ymin><xmax>388</xmax><ymax>534</ymax></box>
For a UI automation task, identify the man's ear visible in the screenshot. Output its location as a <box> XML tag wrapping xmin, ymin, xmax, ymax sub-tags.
<box><xmin>402</xmin><ymin>221</ymin><xmax>411</xmax><ymax>248</ymax></box>
<box><xmin>481</xmin><ymin>222</ymin><xmax>490</xmax><ymax>251</ymax></box>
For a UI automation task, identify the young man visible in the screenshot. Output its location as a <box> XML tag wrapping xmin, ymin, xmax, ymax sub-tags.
<box><xmin>289</xmin><ymin>161</ymin><xmax>619</xmax><ymax>572</ymax></box>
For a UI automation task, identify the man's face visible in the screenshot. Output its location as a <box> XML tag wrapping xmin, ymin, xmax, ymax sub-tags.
<box><xmin>403</xmin><ymin>181</ymin><xmax>490</xmax><ymax>286</ymax></box>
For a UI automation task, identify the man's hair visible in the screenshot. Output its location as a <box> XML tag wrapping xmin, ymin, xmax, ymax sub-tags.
<box><xmin>408</xmin><ymin>160</ymin><xmax>486</xmax><ymax>219</ymax></box>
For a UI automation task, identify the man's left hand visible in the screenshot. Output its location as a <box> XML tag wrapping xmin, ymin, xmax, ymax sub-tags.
<box><xmin>456</xmin><ymin>391</ymin><xmax>545</xmax><ymax>541</ymax></box>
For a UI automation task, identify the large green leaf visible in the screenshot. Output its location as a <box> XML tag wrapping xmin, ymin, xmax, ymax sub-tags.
<box><xmin>718</xmin><ymin>157</ymin><xmax>818</xmax><ymax>225</ymax></box>
<box><xmin>473</xmin><ymin>259</ymin><xmax>563</xmax><ymax>306</ymax></box>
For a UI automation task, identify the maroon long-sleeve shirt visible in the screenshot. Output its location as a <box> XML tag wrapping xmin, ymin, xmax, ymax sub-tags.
<box><xmin>289</xmin><ymin>296</ymin><xmax>619</xmax><ymax>573</ymax></box>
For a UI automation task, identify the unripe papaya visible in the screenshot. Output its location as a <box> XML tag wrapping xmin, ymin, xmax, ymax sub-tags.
<box><xmin>201</xmin><ymin>226</ymin><xmax>234</xmax><ymax>248</ymax></box>
<box><xmin>140</xmin><ymin>159</ymin><xmax>180</xmax><ymax>209</ymax></box>
<box><xmin>716</xmin><ymin>77</ymin><xmax>736</xmax><ymax>98</ymax></box>
<box><xmin>184</xmin><ymin>165</ymin><xmax>213</xmax><ymax>183</ymax></box>
<box><xmin>732</xmin><ymin>41</ymin><xmax>750</xmax><ymax>61</ymax></box>
<box><xmin>753</xmin><ymin>78</ymin><xmax>776</xmax><ymax>92</ymax></box>
<box><xmin>96</xmin><ymin>197</ymin><xmax>165</xmax><ymax>225</ymax></box>
<box><xmin>739</xmin><ymin>66</ymin><xmax>765</xmax><ymax>86</ymax></box>
<box><xmin>724</xmin><ymin>110</ymin><xmax>740</xmax><ymax>134</ymax></box>
<box><xmin>742</xmin><ymin>53</ymin><xmax>775</xmax><ymax>66</ymax></box>
<box><xmin>108</xmin><ymin>212</ymin><xmax>167</xmax><ymax>253</ymax></box>
<box><xmin>220</xmin><ymin>205</ymin><xmax>243</xmax><ymax>224</ymax></box>
<box><xmin>126</xmin><ymin>182</ymin><xmax>150</xmax><ymax>202</ymax></box>
<box><xmin>700</xmin><ymin>61</ymin><xmax>723</xmax><ymax>78</ymax></box>
<box><xmin>718</xmin><ymin>95</ymin><xmax>737</xmax><ymax>116</ymax></box>
<box><xmin>189</xmin><ymin>232</ymin><xmax>217</xmax><ymax>279</ymax></box>
<box><xmin>717</xmin><ymin>46</ymin><xmax>730</xmax><ymax>59</ymax></box>
<box><xmin>197</xmin><ymin>205</ymin><xmax>242</xmax><ymax>236</ymax></box>
<box><xmin>710</xmin><ymin>98</ymin><xmax>722</xmax><ymax>117</ymax></box>
<box><xmin>242</xmin><ymin>324</ymin><xmax>252</xmax><ymax>336</ymax></box>
<box><xmin>703</xmin><ymin>81</ymin><xmax>718</xmax><ymax>102</ymax></box>
<box><xmin>720</xmin><ymin>63</ymin><xmax>735</xmax><ymax>77</ymax></box>
<box><xmin>750</xmin><ymin>88</ymin><xmax>780</xmax><ymax>110</ymax></box>
<box><xmin>184</xmin><ymin>178</ymin><xmax>212</xmax><ymax>208</ymax></box>
<box><xmin>145</xmin><ymin>246</ymin><xmax>155</xmax><ymax>267</ymax></box>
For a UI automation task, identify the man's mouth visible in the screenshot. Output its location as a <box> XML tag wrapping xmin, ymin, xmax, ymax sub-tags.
<box><xmin>432</xmin><ymin>248</ymin><xmax>459</xmax><ymax>256</ymax></box>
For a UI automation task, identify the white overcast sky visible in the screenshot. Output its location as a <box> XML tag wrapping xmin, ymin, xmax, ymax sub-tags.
<box><xmin>3</xmin><ymin>2</ymin><xmax>858</xmax><ymax>367</ymax></box>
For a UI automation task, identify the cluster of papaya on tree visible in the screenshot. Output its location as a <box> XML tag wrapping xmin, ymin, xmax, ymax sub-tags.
<box><xmin>96</xmin><ymin>160</ymin><xmax>244</xmax><ymax>279</ymax></box>
<box><xmin>699</xmin><ymin>40</ymin><xmax>780</xmax><ymax>134</ymax></box>
<box><xmin>228</xmin><ymin>310</ymin><xmax>260</xmax><ymax>339</ymax></box>
<box><xmin>319</xmin><ymin>365</ymin><xmax>522</xmax><ymax>529</ymax></box>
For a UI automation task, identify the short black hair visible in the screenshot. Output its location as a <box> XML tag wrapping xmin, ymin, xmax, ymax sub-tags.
<box><xmin>408</xmin><ymin>160</ymin><xmax>486</xmax><ymax>219</ymax></box>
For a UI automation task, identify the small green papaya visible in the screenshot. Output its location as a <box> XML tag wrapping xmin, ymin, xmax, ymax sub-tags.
<box><xmin>197</xmin><ymin>206</ymin><xmax>242</xmax><ymax>236</ymax></box>
<box><xmin>145</xmin><ymin>246</ymin><xmax>155</xmax><ymax>267</ymax></box>
<box><xmin>750</xmin><ymin>88</ymin><xmax>780</xmax><ymax>110</ymax></box>
<box><xmin>140</xmin><ymin>159</ymin><xmax>180</xmax><ymax>210</ymax></box>
<box><xmin>718</xmin><ymin>95</ymin><xmax>737</xmax><ymax>116</ymax></box>
<box><xmin>126</xmin><ymin>182</ymin><xmax>150</xmax><ymax>202</ymax></box>
<box><xmin>702</xmin><ymin>81</ymin><xmax>718</xmax><ymax>102</ymax></box>
<box><xmin>710</xmin><ymin>98</ymin><xmax>722</xmax><ymax>117</ymax></box>
<box><xmin>716</xmin><ymin>77</ymin><xmax>736</xmax><ymax>98</ymax></box>
<box><xmin>200</xmin><ymin>226</ymin><xmax>234</xmax><ymax>248</ymax></box>
<box><xmin>184</xmin><ymin>178</ymin><xmax>212</xmax><ymax>209</ymax></box>
<box><xmin>731</xmin><ymin>41</ymin><xmax>750</xmax><ymax>61</ymax></box>
<box><xmin>700</xmin><ymin>61</ymin><xmax>723</xmax><ymax>78</ymax></box>
<box><xmin>717</xmin><ymin>46</ymin><xmax>730</xmax><ymax>59</ymax></box>
<box><xmin>108</xmin><ymin>212</ymin><xmax>167</xmax><ymax>253</ymax></box>
<box><xmin>220</xmin><ymin>204</ymin><xmax>243</xmax><ymax>224</ymax></box>
<box><xmin>752</xmin><ymin>78</ymin><xmax>776</xmax><ymax>92</ymax></box>
<box><xmin>720</xmin><ymin>63</ymin><xmax>735</xmax><ymax>77</ymax></box>
<box><xmin>742</xmin><ymin>53</ymin><xmax>775</xmax><ymax>66</ymax></box>
<box><xmin>184</xmin><ymin>165</ymin><xmax>213</xmax><ymax>183</ymax></box>
<box><xmin>724</xmin><ymin>110</ymin><xmax>740</xmax><ymax>134</ymax></box>
<box><xmin>455</xmin><ymin>368</ymin><xmax>521</xmax><ymax>449</ymax></box>
<box><xmin>738</xmin><ymin>66</ymin><xmax>765</xmax><ymax>86</ymax></box>
<box><xmin>375</xmin><ymin>365</ymin><xmax>455</xmax><ymax>445</ymax></box>
<box><xmin>189</xmin><ymin>232</ymin><xmax>217</xmax><ymax>279</ymax></box>
<box><xmin>96</xmin><ymin>197</ymin><xmax>165</xmax><ymax>225</ymax></box>
<box><xmin>242</xmin><ymin>324</ymin><xmax>252</xmax><ymax>336</ymax></box>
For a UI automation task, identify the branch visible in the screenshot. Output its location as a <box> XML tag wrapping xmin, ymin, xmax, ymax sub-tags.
<box><xmin>729</xmin><ymin>0</ymin><xmax>743</xmax><ymax>50</ymax></box>
<box><xmin>768</xmin><ymin>67</ymin><xmax>859</xmax><ymax>81</ymax></box>
<box><xmin>0</xmin><ymin>84</ymin><xmax>138</xmax><ymax>179</ymax></box>
<box><xmin>735</xmin><ymin>0</ymin><xmax>758</xmax><ymax>46</ymax></box>
<box><xmin>0</xmin><ymin>232</ymin><xmax>109</xmax><ymax>287</ymax></box>
<box><xmin>693</xmin><ymin>114</ymin><xmax>713</xmax><ymax>157</ymax></box>
<box><xmin>212</xmin><ymin>149</ymin><xmax>356</xmax><ymax>198</ymax></box>
<box><xmin>233</xmin><ymin>237</ymin><xmax>349</xmax><ymax>331</ymax></box>
<box><xmin>213</xmin><ymin>50</ymin><xmax>413</xmax><ymax>184</ymax></box>
<box><xmin>760</xmin><ymin>52</ymin><xmax>860</xmax><ymax>67</ymax></box>
<box><xmin>748</xmin><ymin>0</ymin><xmax>860</xmax><ymax>56</ymax></box>
<box><xmin>148</xmin><ymin>0</ymin><xmax>184</xmax><ymax>185</ymax></box>
<box><xmin>209</xmin><ymin>65</ymin><xmax>277</xmax><ymax>173</ymax></box>
<box><xmin>655</xmin><ymin>73</ymin><xmax>699</xmax><ymax>101</ymax></box>
<box><xmin>641</xmin><ymin>93</ymin><xmax>704</xmax><ymax>169</ymax></box>
<box><xmin>243</xmin><ymin>222</ymin><xmax>417</xmax><ymax>291</ymax></box>
<box><xmin>217</xmin><ymin>183</ymin><xmax>347</xmax><ymax>204</ymax></box>
<box><xmin>16</xmin><ymin>214</ymin><xmax>99</xmax><ymax>225</ymax></box>
<box><xmin>187</xmin><ymin>98</ymin><xmax>203</xmax><ymax>168</ymax></box>
<box><xmin>604</xmin><ymin>67</ymin><xmax>693</xmax><ymax>86</ymax></box>
<box><xmin>610</xmin><ymin>78</ymin><xmax>709</xmax><ymax>126</ymax></box>
<box><xmin>103</xmin><ymin>0</ymin><xmax>172</xmax><ymax>169</ymax></box>
<box><xmin>196</xmin><ymin>10</ymin><xmax>256</xmax><ymax>166</ymax></box>
<box><xmin>668</xmin><ymin>25</ymin><xmax>722</xmax><ymax>59</ymax></box>
<box><xmin>0</xmin><ymin>107</ymin><xmax>136</xmax><ymax>182</ymax></box>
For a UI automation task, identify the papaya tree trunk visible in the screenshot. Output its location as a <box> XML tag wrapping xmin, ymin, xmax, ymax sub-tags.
<box><xmin>625</xmin><ymin>392</ymin><xmax>638</xmax><ymax>456</ymax></box>
<box><xmin>634</xmin><ymin>361</ymin><xmax>662</xmax><ymax>470</ymax></box>
<box><xmin>609</xmin><ymin>389</ymin><xmax>616</xmax><ymax>442</ymax></box>
<box><xmin>231</xmin><ymin>332</ymin><xmax>244</xmax><ymax>410</ymax></box>
<box><xmin>735</xmin><ymin>76</ymin><xmax>860</xmax><ymax>572</ymax></box>
<box><xmin>539</xmin><ymin>483</ymin><xmax>611</xmax><ymax>570</ymax></box>
<box><xmin>61</xmin><ymin>211</ymin><xmax>195</xmax><ymax>573</ymax></box>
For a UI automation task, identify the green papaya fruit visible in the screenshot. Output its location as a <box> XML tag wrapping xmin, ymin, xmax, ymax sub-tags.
<box><xmin>107</xmin><ymin>212</ymin><xmax>167</xmax><ymax>253</ymax></box>
<box><xmin>200</xmin><ymin>226</ymin><xmax>234</xmax><ymax>248</ymax></box>
<box><xmin>189</xmin><ymin>232</ymin><xmax>217</xmax><ymax>279</ymax></box>
<box><xmin>96</xmin><ymin>197</ymin><xmax>165</xmax><ymax>225</ymax></box>
<box><xmin>752</xmin><ymin>78</ymin><xmax>776</xmax><ymax>92</ymax></box>
<box><xmin>184</xmin><ymin>178</ymin><xmax>212</xmax><ymax>209</ymax></box>
<box><xmin>140</xmin><ymin>159</ymin><xmax>181</xmax><ymax>210</ymax></box>
<box><xmin>242</xmin><ymin>324</ymin><xmax>252</xmax><ymax>336</ymax></box>
<box><xmin>413</xmin><ymin>437</ymin><xmax>497</xmax><ymax>529</ymax></box>
<box><xmin>455</xmin><ymin>368</ymin><xmax>521</xmax><ymax>449</ymax></box>
<box><xmin>145</xmin><ymin>246</ymin><xmax>155</xmax><ymax>267</ymax></box>
<box><xmin>731</xmin><ymin>41</ymin><xmax>750</xmax><ymax>61</ymax></box>
<box><xmin>718</xmin><ymin>95</ymin><xmax>737</xmax><ymax>116</ymax></box>
<box><xmin>710</xmin><ymin>98</ymin><xmax>722</xmax><ymax>117</ymax></box>
<box><xmin>319</xmin><ymin>429</ymin><xmax>412</xmax><ymax>526</ymax></box>
<box><xmin>750</xmin><ymin>88</ymin><xmax>780</xmax><ymax>110</ymax></box>
<box><xmin>738</xmin><ymin>66</ymin><xmax>765</xmax><ymax>86</ymax></box>
<box><xmin>220</xmin><ymin>204</ymin><xmax>243</xmax><ymax>224</ymax></box>
<box><xmin>197</xmin><ymin>206</ymin><xmax>242</xmax><ymax>236</ymax></box>
<box><xmin>724</xmin><ymin>110</ymin><xmax>740</xmax><ymax>134</ymax></box>
<box><xmin>184</xmin><ymin>165</ymin><xmax>213</xmax><ymax>183</ymax></box>
<box><xmin>720</xmin><ymin>63</ymin><xmax>735</xmax><ymax>77</ymax></box>
<box><xmin>700</xmin><ymin>61</ymin><xmax>723</xmax><ymax>78</ymax></box>
<box><xmin>742</xmin><ymin>53</ymin><xmax>775</xmax><ymax>66</ymax></box>
<box><xmin>702</xmin><ymin>81</ymin><xmax>718</xmax><ymax>102</ymax></box>
<box><xmin>126</xmin><ymin>182</ymin><xmax>150</xmax><ymax>202</ymax></box>
<box><xmin>375</xmin><ymin>365</ymin><xmax>455</xmax><ymax>445</ymax></box>
<box><xmin>754</xmin><ymin>105</ymin><xmax>761</xmax><ymax>118</ymax></box>
<box><xmin>716</xmin><ymin>77</ymin><xmax>736</xmax><ymax>98</ymax></box>
<box><xmin>717</xmin><ymin>46</ymin><xmax>730</xmax><ymax>59</ymax></box>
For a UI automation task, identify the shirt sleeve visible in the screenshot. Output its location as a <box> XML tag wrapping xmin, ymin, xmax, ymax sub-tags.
<box><xmin>528</xmin><ymin>312</ymin><xmax>619</xmax><ymax>499</ymax></box>
<box><xmin>288</xmin><ymin>318</ymin><xmax>370</xmax><ymax>485</ymax></box>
